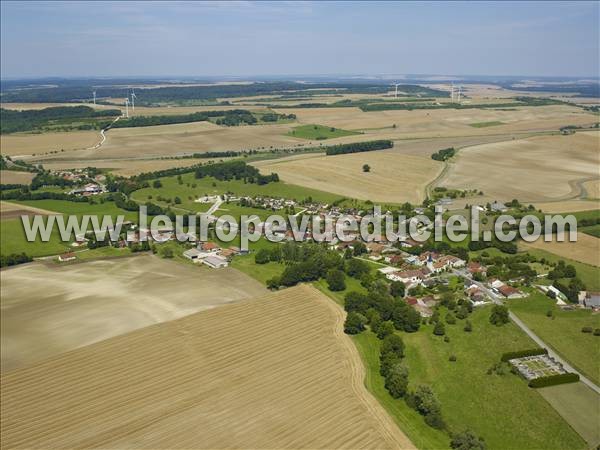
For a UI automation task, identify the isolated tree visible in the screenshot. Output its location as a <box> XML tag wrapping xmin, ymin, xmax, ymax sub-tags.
<box><xmin>363</xmin><ymin>164</ymin><xmax>371</xmax><ymax>173</ymax></box>
<box><xmin>463</xmin><ymin>320</ymin><xmax>473</xmax><ymax>332</ymax></box>
<box><xmin>152</xmin><ymin>179</ymin><xmax>162</xmax><ymax>188</ymax></box>
<box><xmin>450</xmin><ymin>430</ymin><xmax>487</xmax><ymax>450</ymax></box>
<box><xmin>326</xmin><ymin>269</ymin><xmax>346</xmax><ymax>292</ymax></box>
<box><xmin>489</xmin><ymin>304</ymin><xmax>510</xmax><ymax>326</ymax></box>
<box><xmin>445</xmin><ymin>312</ymin><xmax>456</xmax><ymax>325</ymax></box>
<box><xmin>433</xmin><ymin>321</ymin><xmax>446</xmax><ymax>336</ymax></box>
<box><xmin>344</xmin><ymin>312</ymin><xmax>367</xmax><ymax>334</ymax></box>
<box><xmin>266</xmin><ymin>277</ymin><xmax>280</xmax><ymax>290</ymax></box>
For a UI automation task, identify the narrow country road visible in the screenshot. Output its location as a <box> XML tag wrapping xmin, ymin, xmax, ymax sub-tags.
<box><xmin>457</xmin><ymin>270</ymin><xmax>600</xmax><ymax>394</ymax></box>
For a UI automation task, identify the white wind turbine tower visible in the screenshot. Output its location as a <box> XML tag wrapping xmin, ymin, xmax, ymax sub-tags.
<box><xmin>450</xmin><ymin>83</ymin><xmax>455</xmax><ymax>102</ymax></box>
<box><xmin>93</xmin><ymin>91</ymin><xmax>96</xmax><ymax>105</ymax></box>
<box><xmin>394</xmin><ymin>83</ymin><xmax>400</xmax><ymax>98</ymax></box>
<box><xmin>457</xmin><ymin>85</ymin><xmax>463</xmax><ymax>104</ymax></box>
<box><xmin>124</xmin><ymin>98</ymin><xmax>129</xmax><ymax>118</ymax></box>
<box><xmin>130</xmin><ymin>89</ymin><xmax>136</xmax><ymax>112</ymax></box>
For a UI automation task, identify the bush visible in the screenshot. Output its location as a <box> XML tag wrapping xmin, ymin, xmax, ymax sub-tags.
<box><xmin>500</xmin><ymin>348</ymin><xmax>547</xmax><ymax>362</ymax></box>
<box><xmin>581</xmin><ymin>326</ymin><xmax>593</xmax><ymax>333</ymax></box>
<box><xmin>489</xmin><ymin>304</ymin><xmax>510</xmax><ymax>326</ymax></box>
<box><xmin>344</xmin><ymin>312</ymin><xmax>367</xmax><ymax>335</ymax></box>
<box><xmin>449</xmin><ymin>355</ymin><xmax>457</xmax><ymax>362</ymax></box>
<box><xmin>528</xmin><ymin>373</ymin><xmax>579</xmax><ymax>388</ymax></box>
<box><xmin>450</xmin><ymin>430</ymin><xmax>487</xmax><ymax>450</ymax></box>
<box><xmin>463</xmin><ymin>320</ymin><xmax>473</xmax><ymax>332</ymax></box>
<box><xmin>594</xmin><ymin>329</ymin><xmax>600</xmax><ymax>336</ymax></box>
<box><xmin>433</xmin><ymin>321</ymin><xmax>445</xmax><ymax>336</ymax></box>
<box><xmin>326</xmin><ymin>269</ymin><xmax>346</xmax><ymax>292</ymax></box>
<box><xmin>384</xmin><ymin>363</ymin><xmax>409</xmax><ymax>399</ymax></box>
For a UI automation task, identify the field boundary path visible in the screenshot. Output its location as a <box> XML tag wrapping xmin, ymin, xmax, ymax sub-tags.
<box><xmin>456</xmin><ymin>269</ymin><xmax>600</xmax><ymax>394</ymax></box>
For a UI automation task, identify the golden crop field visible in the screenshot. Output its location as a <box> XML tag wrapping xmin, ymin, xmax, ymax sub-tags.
<box><xmin>0</xmin><ymin>170</ymin><xmax>34</xmax><ymax>185</ymax></box>
<box><xmin>0</xmin><ymin>255</ymin><xmax>267</xmax><ymax>372</ymax></box>
<box><xmin>439</xmin><ymin>132</ymin><xmax>600</xmax><ymax>203</ymax></box>
<box><xmin>520</xmin><ymin>233</ymin><xmax>600</xmax><ymax>267</ymax></box>
<box><xmin>273</xmin><ymin>104</ymin><xmax>598</xmax><ymax>139</ymax></box>
<box><xmin>254</xmin><ymin>148</ymin><xmax>443</xmax><ymax>204</ymax></box>
<box><xmin>39</xmin><ymin>156</ymin><xmax>226</xmax><ymax>177</ymax></box>
<box><xmin>0</xmin><ymin>284</ymin><xmax>413</xmax><ymax>449</ymax></box>
<box><xmin>0</xmin><ymin>130</ymin><xmax>100</xmax><ymax>157</ymax></box>
<box><xmin>534</xmin><ymin>199</ymin><xmax>600</xmax><ymax>213</ymax></box>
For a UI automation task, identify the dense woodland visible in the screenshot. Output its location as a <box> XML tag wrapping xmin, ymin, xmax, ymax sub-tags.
<box><xmin>0</xmin><ymin>106</ymin><xmax>120</xmax><ymax>133</ymax></box>
<box><xmin>325</xmin><ymin>140</ymin><xmax>394</xmax><ymax>155</ymax></box>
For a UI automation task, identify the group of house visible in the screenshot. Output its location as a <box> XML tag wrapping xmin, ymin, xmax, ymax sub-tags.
<box><xmin>383</xmin><ymin>251</ymin><xmax>467</xmax><ymax>287</ymax></box>
<box><xmin>69</xmin><ymin>183</ymin><xmax>105</xmax><ymax>196</ymax></box>
<box><xmin>183</xmin><ymin>242</ymin><xmax>245</xmax><ymax>269</ymax></box>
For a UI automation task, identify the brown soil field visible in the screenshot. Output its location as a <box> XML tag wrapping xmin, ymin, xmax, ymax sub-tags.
<box><xmin>0</xmin><ymin>255</ymin><xmax>267</xmax><ymax>372</ymax></box>
<box><xmin>273</xmin><ymin>105</ymin><xmax>597</xmax><ymax>139</ymax></box>
<box><xmin>254</xmin><ymin>148</ymin><xmax>443</xmax><ymax>204</ymax></box>
<box><xmin>0</xmin><ymin>200</ymin><xmax>59</xmax><ymax>220</ymax></box>
<box><xmin>0</xmin><ymin>284</ymin><xmax>413</xmax><ymax>449</ymax></box>
<box><xmin>0</xmin><ymin>130</ymin><xmax>100</xmax><ymax>157</ymax></box>
<box><xmin>439</xmin><ymin>132</ymin><xmax>600</xmax><ymax>203</ymax></box>
<box><xmin>0</xmin><ymin>170</ymin><xmax>34</xmax><ymax>185</ymax></box>
<box><xmin>520</xmin><ymin>232</ymin><xmax>600</xmax><ymax>267</ymax></box>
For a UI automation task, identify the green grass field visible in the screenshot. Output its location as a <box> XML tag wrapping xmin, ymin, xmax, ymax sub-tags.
<box><xmin>581</xmin><ymin>224</ymin><xmax>600</xmax><ymax>238</ymax></box>
<box><xmin>399</xmin><ymin>305</ymin><xmax>585</xmax><ymax>449</ymax></box>
<box><xmin>287</xmin><ymin>124</ymin><xmax>361</xmax><ymax>140</ymax></box>
<box><xmin>131</xmin><ymin>172</ymin><xmax>342</xmax><ymax>213</ymax></box>
<box><xmin>1</xmin><ymin>199</ymin><xmax>138</xmax><ymax>257</ymax></box>
<box><xmin>508</xmin><ymin>292</ymin><xmax>600</xmax><ymax>385</ymax></box>
<box><xmin>538</xmin><ymin>383</ymin><xmax>600</xmax><ymax>448</ymax></box>
<box><xmin>522</xmin><ymin>248</ymin><xmax>600</xmax><ymax>290</ymax></box>
<box><xmin>469</xmin><ymin>121</ymin><xmax>506</xmax><ymax>128</ymax></box>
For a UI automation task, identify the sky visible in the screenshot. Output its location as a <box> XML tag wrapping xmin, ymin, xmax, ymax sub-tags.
<box><xmin>1</xmin><ymin>1</ymin><xmax>598</xmax><ymax>79</ymax></box>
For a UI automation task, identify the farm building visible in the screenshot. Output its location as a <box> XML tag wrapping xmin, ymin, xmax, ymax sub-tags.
<box><xmin>498</xmin><ymin>285</ymin><xmax>525</xmax><ymax>299</ymax></box>
<box><xmin>202</xmin><ymin>255</ymin><xmax>229</xmax><ymax>269</ymax></box>
<box><xmin>58</xmin><ymin>252</ymin><xmax>76</xmax><ymax>262</ymax></box>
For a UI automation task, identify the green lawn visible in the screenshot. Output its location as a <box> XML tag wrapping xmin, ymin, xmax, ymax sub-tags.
<box><xmin>469</xmin><ymin>121</ymin><xmax>505</xmax><ymax>128</ymax></box>
<box><xmin>508</xmin><ymin>292</ymin><xmax>600</xmax><ymax>385</ymax></box>
<box><xmin>538</xmin><ymin>383</ymin><xmax>600</xmax><ymax>448</ymax></box>
<box><xmin>230</xmin><ymin>255</ymin><xmax>284</xmax><ymax>285</ymax></box>
<box><xmin>313</xmin><ymin>274</ymin><xmax>367</xmax><ymax>306</ymax></box>
<box><xmin>287</xmin><ymin>124</ymin><xmax>361</xmax><ymax>140</ymax></box>
<box><xmin>398</xmin><ymin>305</ymin><xmax>585</xmax><ymax>450</ymax></box>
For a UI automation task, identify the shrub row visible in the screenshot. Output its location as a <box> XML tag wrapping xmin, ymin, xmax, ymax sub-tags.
<box><xmin>324</xmin><ymin>140</ymin><xmax>393</xmax><ymax>155</ymax></box>
<box><xmin>528</xmin><ymin>373</ymin><xmax>579</xmax><ymax>388</ymax></box>
<box><xmin>500</xmin><ymin>348</ymin><xmax>547</xmax><ymax>362</ymax></box>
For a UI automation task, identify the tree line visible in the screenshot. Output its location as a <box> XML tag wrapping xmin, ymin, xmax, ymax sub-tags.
<box><xmin>325</xmin><ymin>140</ymin><xmax>393</xmax><ymax>155</ymax></box>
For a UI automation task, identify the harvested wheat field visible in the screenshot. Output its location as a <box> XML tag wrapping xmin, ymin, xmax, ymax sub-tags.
<box><xmin>0</xmin><ymin>255</ymin><xmax>266</xmax><ymax>372</ymax></box>
<box><xmin>0</xmin><ymin>170</ymin><xmax>34</xmax><ymax>185</ymax></box>
<box><xmin>254</xmin><ymin>148</ymin><xmax>442</xmax><ymax>204</ymax></box>
<box><xmin>520</xmin><ymin>232</ymin><xmax>600</xmax><ymax>267</ymax></box>
<box><xmin>0</xmin><ymin>130</ymin><xmax>100</xmax><ymax>157</ymax></box>
<box><xmin>38</xmin><ymin>156</ymin><xmax>229</xmax><ymax>177</ymax></box>
<box><xmin>0</xmin><ymin>284</ymin><xmax>413</xmax><ymax>449</ymax></box>
<box><xmin>49</xmin><ymin>121</ymin><xmax>305</xmax><ymax>160</ymax></box>
<box><xmin>582</xmin><ymin>179</ymin><xmax>600</xmax><ymax>199</ymax></box>
<box><xmin>274</xmin><ymin>105</ymin><xmax>597</xmax><ymax>139</ymax></box>
<box><xmin>534</xmin><ymin>199</ymin><xmax>600</xmax><ymax>213</ymax></box>
<box><xmin>439</xmin><ymin>132</ymin><xmax>600</xmax><ymax>203</ymax></box>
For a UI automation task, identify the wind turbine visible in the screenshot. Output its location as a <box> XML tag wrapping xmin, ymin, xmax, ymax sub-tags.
<box><xmin>457</xmin><ymin>86</ymin><xmax>462</xmax><ymax>104</ymax></box>
<box><xmin>124</xmin><ymin>98</ymin><xmax>129</xmax><ymax>118</ymax></box>
<box><xmin>130</xmin><ymin>89</ymin><xmax>136</xmax><ymax>112</ymax></box>
<box><xmin>450</xmin><ymin>83</ymin><xmax>454</xmax><ymax>102</ymax></box>
<box><xmin>392</xmin><ymin>83</ymin><xmax>400</xmax><ymax>99</ymax></box>
<box><xmin>93</xmin><ymin>91</ymin><xmax>96</xmax><ymax>105</ymax></box>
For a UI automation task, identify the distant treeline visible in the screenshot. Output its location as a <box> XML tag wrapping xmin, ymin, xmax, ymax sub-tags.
<box><xmin>325</xmin><ymin>140</ymin><xmax>393</xmax><ymax>155</ymax></box>
<box><xmin>430</xmin><ymin>147</ymin><xmax>455</xmax><ymax>161</ymax></box>
<box><xmin>0</xmin><ymin>106</ymin><xmax>120</xmax><ymax>134</ymax></box>
<box><xmin>194</xmin><ymin>160</ymin><xmax>279</xmax><ymax>185</ymax></box>
<box><xmin>360</xmin><ymin>96</ymin><xmax>565</xmax><ymax>112</ymax></box>
<box><xmin>111</xmin><ymin>110</ymin><xmax>295</xmax><ymax>128</ymax></box>
<box><xmin>0</xmin><ymin>253</ymin><xmax>33</xmax><ymax>268</ymax></box>
<box><xmin>0</xmin><ymin>81</ymin><xmax>446</xmax><ymax>105</ymax></box>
